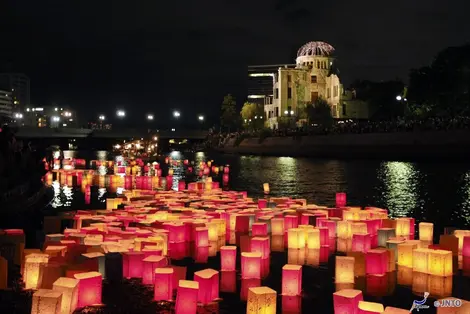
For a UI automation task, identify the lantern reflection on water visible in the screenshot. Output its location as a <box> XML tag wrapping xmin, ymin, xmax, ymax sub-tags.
<box><xmin>246</xmin><ymin>286</ymin><xmax>277</xmax><ymax>314</ymax></box>
<box><xmin>220</xmin><ymin>271</ymin><xmax>236</xmax><ymax>293</ymax></box>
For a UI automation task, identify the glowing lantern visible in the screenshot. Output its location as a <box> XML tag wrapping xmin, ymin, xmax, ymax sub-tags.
<box><xmin>439</xmin><ymin>235</ymin><xmax>459</xmax><ymax>256</ymax></box>
<box><xmin>52</xmin><ymin>277</ymin><xmax>79</xmax><ymax>314</ymax></box>
<box><xmin>395</xmin><ymin>218</ymin><xmax>411</xmax><ymax>237</ymax></box>
<box><xmin>352</xmin><ymin>233</ymin><xmax>371</xmax><ymax>253</ymax></box>
<box><xmin>412</xmin><ymin>248</ymin><xmax>432</xmax><ymax>273</ymax></box>
<box><xmin>263</xmin><ymin>183</ymin><xmax>270</xmax><ymax>194</ymax></box>
<box><xmin>205</xmin><ymin>222</ymin><xmax>219</xmax><ymax>241</ymax></box>
<box><xmin>347</xmin><ymin>251</ymin><xmax>366</xmax><ymax>277</ymax></box>
<box><xmin>454</xmin><ymin>230</ymin><xmax>470</xmax><ymax>251</ymax></box>
<box><xmin>351</xmin><ymin>222</ymin><xmax>367</xmax><ymax>235</ymax></box>
<box><xmin>194</xmin><ymin>268</ymin><xmax>219</xmax><ymax>304</ymax></box>
<box><xmin>31</xmin><ymin>289</ymin><xmax>63</xmax><ymax>314</ymax></box>
<box><xmin>154</xmin><ymin>268</ymin><xmax>174</xmax><ymax>301</ymax></box>
<box><xmin>284</xmin><ymin>215</ymin><xmax>298</xmax><ymax>230</ymax></box>
<box><xmin>271</xmin><ymin>218</ymin><xmax>285</xmax><ymax>236</ymax></box>
<box><xmin>122</xmin><ymin>252</ymin><xmax>144</xmax><ymax>278</ymax></box>
<box><xmin>383</xmin><ymin>307</ymin><xmax>410</xmax><ymax>314</ymax></box>
<box><xmin>337</xmin><ymin>221</ymin><xmax>352</xmax><ymax>239</ymax></box>
<box><xmin>178</xmin><ymin>181</ymin><xmax>186</xmax><ymax>191</ymax></box>
<box><xmin>195</xmin><ymin>227</ymin><xmax>209</xmax><ymax>247</ymax></box>
<box><xmin>287</xmin><ymin>228</ymin><xmax>305</xmax><ymax>249</ymax></box>
<box><xmin>175</xmin><ymin>280</ymin><xmax>199</xmax><ymax>314</ymax></box>
<box><xmin>335</xmin><ymin>256</ymin><xmax>355</xmax><ymax>284</ymax></box>
<box><xmin>336</xmin><ymin>192</ymin><xmax>346</xmax><ymax>207</ymax></box>
<box><xmin>428</xmin><ymin>275</ymin><xmax>452</xmax><ymax>298</ymax></box>
<box><xmin>428</xmin><ymin>250</ymin><xmax>453</xmax><ymax>277</ymax></box>
<box><xmin>377</xmin><ymin>228</ymin><xmax>396</xmax><ymax>247</ymax></box>
<box><xmin>282</xmin><ymin>264</ymin><xmax>302</xmax><ymax>296</ymax></box>
<box><xmin>366</xmin><ymin>249</ymin><xmax>388</xmax><ymax>275</ymax></box>
<box><xmin>397</xmin><ymin>243</ymin><xmax>417</xmax><ymax>267</ymax></box>
<box><xmin>220</xmin><ymin>246</ymin><xmax>237</xmax><ymax>271</ymax></box>
<box><xmin>241</xmin><ymin>252</ymin><xmax>262</xmax><ymax>279</ymax></box>
<box><xmin>24</xmin><ymin>253</ymin><xmax>49</xmax><ymax>289</ymax></box>
<box><xmin>142</xmin><ymin>255</ymin><xmax>167</xmax><ymax>285</ymax></box>
<box><xmin>271</xmin><ymin>235</ymin><xmax>284</xmax><ymax>252</ymax></box>
<box><xmin>236</xmin><ymin>215</ymin><xmax>250</xmax><ymax>233</ymax></box>
<box><xmin>324</xmin><ymin>220</ymin><xmax>337</xmax><ymax>238</ymax></box>
<box><xmin>307</xmin><ymin>229</ymin><xmax>320</xmax><ymax>249</ymax></box>
<box><xmin>246</xmin><ymin>286</ymin><xmax>277</xmax><ymax>314</ymax></box>
<box><xmin>252</xmin><ymin>223</ymin><xmax>268</xmax><ymax>237</ymax></box>
<box><xmin>251</xmin><ymin>237</ymin><xmax>270</xmax><ymax>259</ymax></box>
<box><xmin>358</xmin><ymin>301</ymin><xmax>384</xmax><ymax>313</ymax></box>
<box><xmin>74</xmin><ymin>272</ymin><xmax>102</xmax><ymax>307</ymax></box>
<box><xmin>318</xmin><ymin>227</ymin><xmax>329</xmax><ymax>246</ymax></box>
<box><xmin>220</xmin><ymin>271</ymin><xmax>236</xmax><ymax>293</ymax></box>
<box><xmin>462</xmin><ymin>236</ymin><xmax>470</xmax><ymax>257</ymax></box>
<box><xmin>333</xmin><ymin>289</ymin><xmax>363</xmax><ymax>314</ymax></box>
<box><xmin>419</xmin><ymin>222</ymin><xmax>434</xmax><ymax>242</ymax></box>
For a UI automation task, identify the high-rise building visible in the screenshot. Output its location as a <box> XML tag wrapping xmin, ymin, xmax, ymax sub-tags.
<box><xmin>0</xmin><ymin>90</ymin><xmax>13</xmax><ymax>124</ymax></box>
<box><xmin>0</xmin><ymin>73</ymin><xmax>31</xmax><ymax>111</ymax></box>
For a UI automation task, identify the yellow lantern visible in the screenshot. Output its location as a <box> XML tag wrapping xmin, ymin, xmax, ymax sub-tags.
<box><xmin>395</xmin><ymin>218</ymin><xmax>411</xmax><ymax>237</ymax></box>
<box><xmin>351</xmin><ymin>222</ymin><xmax>367</xmax><ymax>235</ymax></box>
<box><xmin>246</xmin><ymin>286</ymin><xmax>277</xmax><ymax>314</ymax></box>
<box><xmin>31</xmin><ymin>289</ymin><xmax>63</xmax><ymax>314</ymax></box>
<box><xmin>397</xmin><ymin>243</ymin><xmax>417</xmax><ymax>267</ymax></box>
<box><xmin>428</xmin><ymin>250</ymin><xmax>453</xmax><ymax>277</ymax></box>
<box><xmin>358</xmin><ymin>301</ymin><xmax>384</xmax><ymax>313</ymax></box>
<box><xmin>412</xmin><ymin>248</ymin><xmax>432</xmax><ymax>273</ymax></box>
<box><xmin>24</xmin><ymin>253</ymin><xmax>49</xmax><ymax>289</ymax></box>
<box><xmin>263</xmin><ymin>183</ymin><xmax>270</xmax><ymax>194</ymax></box>
<box><xmin>271</xmin><ymin>218</ymin><xmax>285</xmax><ymax>236</ymax></box>
<box><xmin>307</xmin><ymin>229</ymin><xmax>320</xmax><ymax>249</ymax></box>
<box><xmin>335</xmin><ymin>256</ymin><xmax>355</xmax><ymax>284</ymax></box>
<box><xmin>205</xmin><ymin>222</ymin><xmax>219</xmax><ymax>241</ymax></box>
<box><xmin>428</xmin><ymin>275</ymin><xmax>452</xmax><ymax>298</ymax></box>
<box><xmin>287</xmin><ymin>228</ymin><xmax>306</xmax><ymax>249</ymax></box>
<box><xmin>337</xmin><ymin>221</ymin><xmax>351</xmax><ymax>239</ymax></box>
<box><xmin>454</xmin><ymin>230</ymin><xmax>470</xmax><ymax>251</ymax></box>
<box><xmin>52</xmin><ymin>277</ymin><xmax>79</xmax><ymax>314</ymax></box>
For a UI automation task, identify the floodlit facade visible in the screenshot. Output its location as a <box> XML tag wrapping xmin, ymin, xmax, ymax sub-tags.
<box><xmin>0</xmin><ymin>90</ymin><xmax>13</xmax><ymax>123</ymax></box>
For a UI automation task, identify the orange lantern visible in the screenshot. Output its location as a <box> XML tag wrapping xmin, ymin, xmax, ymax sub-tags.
<box><xmin>335</xmin><ymin>256</ymin><xmax>355</xmax><ymax>284</ymax></box>
<box><xmin>74</xmin><ymin>271</ymin><xmax>102</xmax><ymax>308</ymax></box>
<box><xmin>241</xmin><ymin>252</ymin><xmax>262</xmax><ymax>279</ymax></box>
<box><xmin>287</xmin><ymin>228</ymin><xmax>305</xmax><ymax>249</ymax></box>
<box><xmin>419</xmin><ymin>222</ymin><xmax>434</xmax><ymax>242</ymax></box>
<box><xmin>358</xmin><ymin>301</ymin><xmax>384</xmax><ymax>313</ymax></box>
<box><xmin>282</xmin><ymin>264</ymin><xmax>302</xmax><ymax>296</ymax></box>
<box><xmin>220</xmin><ymin>246</ymin><xmax>237</xmax><ymax>271</ymax></box>
<box><xmin>428</xmin><ymin>249</ymin><xmax>453</xmax><ymax>277</ymax></box>
<box><xmin>397</xmin><ymin>243</ymin><xmax>417</xmax><ymax>267</ymax></box>
<box><xmin>271</xmin><ymin>218</ymin><xmax>285</xmax><ymax>236</ymax></box>
<box><xmin>247</xmin><ymin>286</ymin><xmax>277</xmax><ymax>314</ymax></box>
<box><xmin>175</xmin><ymin>280</ymin><xmax>199</xmax><ymax>314</ymax></box>
<box><xmin>194</xmin><ymin>268</ymin><xmax>219</xmax><ymax>304</ymax></box>
<box><xmin>24</xmin><ymin>253</ymin><xmax>49</xmax><ymax>289</ymax></box>
<box><xmin>154</xmin><ymin>268</ymin><xmax>174</xmax><ymax>301</ymax></box>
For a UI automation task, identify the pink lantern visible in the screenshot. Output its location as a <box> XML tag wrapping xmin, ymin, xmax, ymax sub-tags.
<box><xmin>366</xmin><ymin>249</ymin><xmax>388</xmax><ymax>275</ymax></box>
<box><xmin>258</xmin><ymin>199</ymin><xmax>267</xmax><ymax>209</ymax></box>
<box><xmin>123</xmin><ymin>252</ymin><xmax>144</xmax><ymax>278</ymax></box>
<box><xmin>333</xmin><ymin>289</ymin><xmax>363</xmax><ymax>314</ymax></box>
<box><xmin>240</xmin><ymin>278</ymin><xmax>261</xmax><ymax>301</ymax></box>
<box><xmin>462</xmin><ymin>236</ymin><xmax>470</xmax><ymax>257</ymax></box>
<box><xmin>336</xmin><ymin>193</ymin><xmax>347</xmax><ymax>208</ymax></box>
<box><xmin>168</xmin><ymin>223</ymin><xmax>186</xmax><ymax>243</ymax></box>
<box><xmin>154</xmin><ymin>268</ymin><xmax>174</xmax><ymax>301</ymax></box>
<box><xmin>284</xmin><ymin>215</ymin><xmax>298</xmax><ymax>230</ymax></box>
<box><xmin>74</xmin><ymin>271</ymin><xmax>102</xmax><ymax>308</ymax></box>
<box><xmin>220</xmin><ymin>271</ymin><xmax>236</xmax><ymax>293</ymax></box>
<box><xmin>250</xmin><ymin>237</ymin><xmax>270</xmax><ymax>259</ymax></box>
<box><xmin>352</xmin><ymin>233</ymin><xmax>372</xmax><ymax>253</ymax></box>
<box><xmin>282</xmin><ymin>295</ymin><xmax>302</xmax><ymax>314</ymax></box>
<box><xmin>175</xmin><ymin>280</ymin><xmax>199</xmax><ymax>314</ymax></box>
<box><xmin>324</xmin><ymin>220</ymin><xmax>337</xmax><ymax>238</ymax></box>
<box><xmin>318</xmin><ymin>227</ymin><xmax>329</xmax><ymax>246</ymax></box>
<box><xmin>220</xmin><ymin>246</ymin><xmax>237</xmax><ymax>271</ymax></box>
<box><xmin>142</xmin><ymin>255</ymin><xmax>168</xmax><ymax>285</ymax></box>
<box><xmin>194</xmin><ymin>268</ymin><xmax>219</xmax><ymax>304</ymax></box>
<box><xmin>195</xmin><ymin>227</ymin><xmax>209</xmax><ymax>247</ymax></box>
<box><xmin>252</xmin><ymin>223</ymin><xmax>268</xmax><ymax>236</ymax></box>
<box><xmin>282</xmin><ymin>264</ymin><xmax>302</xmax><ymax>296</ymax></box>
<box><xmin>241</xmin><ymin>252</ymin><xmax>262</xmax><ymax>279</ymax></box>
<box><xmin>178</xmin><ymin>181</ymin><xmax>186</xmax><ymax>191</ymax></box>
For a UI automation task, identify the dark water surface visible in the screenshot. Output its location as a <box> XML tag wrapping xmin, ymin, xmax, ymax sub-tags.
<box><xmin>24</xmin><ymin>151</ymin><xmax>470</xmax><ymax>313</ymax></box>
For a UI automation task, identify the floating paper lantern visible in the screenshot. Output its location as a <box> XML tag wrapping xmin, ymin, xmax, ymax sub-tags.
<box><xmin>142</xmin><ymin>255</ymin><xmax>168</xmax><ymax>285</ymax></box>
<box><xmin>282</xmin><ymin>264</ymin><xmax>302</xmax><ymax>296</ymax></box>
<box><xmin>428</xmin><ymin>275</ymin><xmax>452</xmax><ymax>298</ymax></box>
<box><xmin>377</xmin><ymin>228</ymin><xmax>396</xmax><ymax>247</ymax></box>
<box><xmin>335</xmin><ymin>256</ymin><xmax>355</xmax><ymax>284</ymax></box>
<box><xmin>351</xmin><ymin>222</ymin><xmax>367</xmax><ymax>235</ymax></box>
<box><xmin>352</xmin><ymin>233</ymin><xmax>371</xmax><ymax>253</ymax></box>
<box><xmin>318</xmin><ymin>227</ymin><xmax>329</xmax><ymax>247</ymax></box>
<box><xmin>74</xmin><ymin>271</ymin><xmax>102</xmax><ymax>308</ymax></box>
<box><xmin>241</xmin><ymin>252</ymin><xmax>262</xmax><ymax>279</ymax></box>
<box><xmin>122</xmin><ymin>252</ymin><xmax>144</xmax><ymax>278</ymax></box>
<box><xmin>52</xmin><ymin>277</ymin><xmax>79</xmax><ymax>314</ymax></box>
<box><xmin>195</xmin><ymin>227</ymin><xmax>209</xmax><ymax>248</ymax></box>
<box><xmin>347</xmin><ymin>251</ymin><xmax>366</xmax><ymax>277</ymax></box>
<box><xmin>358</xmin><ymin>301</ymin><xmax>384</xmax><ymax>314</ymax></box>
<box><xmin>271</xmin><ymin>235</ymin><xmax>284</xmax><ymax>252</ymax></box>
<box><xmin>462</xmin><ymin>236</ymin><xmax>470</xmax><ymax>257</ymax></box>
<box><xmin>271</xmin><ymin>218</ymin><xmax>285</xmax><ymax>236</ymax></box>
<box><xmin>336</xmin><ymin>192</ymin><xmax>346</xmax><ymax>208</ymax></box>
<box><xmin>24</xmin><ymin>253</ymin><xmax>49</xmax><ymax>289</ymax></box>
<box><xmin>333</xmin><ymin>289</ymin><xmax>363</xmax><ymax>314</ymax></box>
<box><xmin>395</xmin><ymin>218</ymin><xmax>411</xmax><ymax>237</ymax></box>
<box><xmin>337</xmin><ymin>221</ymin><xmax>351</xmax><ymax>239</ymax></box>
<box><xmin>284</xmin><ymin>215</ymin><xmax>298</xmax><ymax>230</ymax></box>
<box><xmin>194</xmin><ymin>268</ymin><xmax>219</xmax><ymax>304</ymax></box>
<box><xmin>175</xmin><ymin>280</ymin><xmax>199</xmax><ymax>314</ymax></box>
<box><xmin>366</xmin><ymin>249</ymin><xmax>388</xmax><ymax>275</ymax></box>
<box><xmin>397</xmin><ymin>243</ymin><xmax>417</xmax><ymax>267</ymax></box>
<box><xmin>307</xmin><ymin>229</ymin><xmax>320</xmax><ymax>249</ymax></box>
<box><xmin>251</xmin><ymin>237</ymin><xmax>270</xmax><ymax>259</ymax></box>
<box><xmin>287</xmin><ymin>228</ymin><xmax>305</xmax><ymax>249</ymax></box>
<box><xmin>419</xmin><ymin>222</ymin><xmax>434</xmax><ymax>242</ymax></box>
<box><xmin>252</xmin><ymin>223</ymin><xmax>268</xmax><ymax>236</ymax></box>
<box><xmin>31</xmin><ymin>289</ymin><xmax>63</xmax><ymax>314</ymax></box>
<box><xmin>220</xmin><ymin>246</ymin><xmax>237</xmax><ymax>271</ymax></box>
<box><xmin>263</xmin><ymin>183</ymin><xmax>270</xmax><ymax>194</ymax></box>
<box><xmin>428</xmin><ymin>249</ymin><xmax>453</xmax><ymax>277</ymax></box>
<box><xmin>383</xmin><ymin>307</ymin><xmax>410</xmax><ymax>314</ymax></box>
<box><xmin>324</xmin><ymin>220</ymin><xmax>337</xmax><ymax>238</ymax></box>
<box><xmin>246</xmin><ymin>286</ymin><xmax>277</xmax><ymax>314</ymax></box>
<box><xmin>412</xmin><ymin>248</ymin><xmax>432</xmax><ymax>273</ymax></box>
<box><xmin>154</xmin><ymin>268</ymin><xmax>174</xmax><ymax>301</ymax></box>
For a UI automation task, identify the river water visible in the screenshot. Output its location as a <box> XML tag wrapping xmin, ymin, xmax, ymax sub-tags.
<box><xmin>39</xmin><ymin>151</ymin><xmax>470</xmax><ymax>313</ymax></box>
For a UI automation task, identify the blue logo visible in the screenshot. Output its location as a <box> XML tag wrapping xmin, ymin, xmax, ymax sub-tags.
<box><xmin>410</xmin><ymin>292</ymin><xmax>430</xmax><ymax>312</ymax></box>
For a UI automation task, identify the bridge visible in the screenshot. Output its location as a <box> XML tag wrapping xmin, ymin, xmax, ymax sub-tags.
<box><xmin>15</xmin><ymin>127</ymin><xmax>209</xmax><ymax>140</ymax></box>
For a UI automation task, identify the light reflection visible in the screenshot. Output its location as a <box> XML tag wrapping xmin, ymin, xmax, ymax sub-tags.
<box><xmin>98</xmin><ymin>188</ymin><xmax>106</xmax><ymax>201</ymax></box>
<box><xmin>378</xmin><ymin>161</ymin><xmax>419</xmax><ymax>217</ymax></box>
<box><xmin>51</xmin><ymin>181</ymin><xmax>62</xmax><ymax>208</ymax></box>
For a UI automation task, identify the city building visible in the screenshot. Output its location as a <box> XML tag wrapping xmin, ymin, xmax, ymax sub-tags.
<box><xmin>24</xmin><ymin>106</ymin><xmax>77</xmax><ymax>128</ymax></box>
<box><xmin>89</xmin><ymin>121</ymin><xmax>112</xmax><ymax>130</ymax></box>
<box><xmin>0</xmin><ymin>73</ymin><xmax>30</xmax><ymax>111</ymax></box>
<box><xmin>0</xmin><ymin>90</ymin><xmax>13</xmax><ymax>124</ymax></box>
<box><xmin>257</xmin><ymin>41</ymin><xmax>369</xmax><ymax>129</ymax></box>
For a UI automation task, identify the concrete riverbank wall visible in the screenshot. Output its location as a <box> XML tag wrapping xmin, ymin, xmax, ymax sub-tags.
<box><xmin>218</xmin><ymin>130</ymin><xmax>470</xmax><ymax>160</ymax></box>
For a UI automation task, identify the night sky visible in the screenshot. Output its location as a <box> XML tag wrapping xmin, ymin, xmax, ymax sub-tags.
<box><xmin>1</xmin><ymin>0</ymin><xmax>469</xmax><ymax>126</ymax></box>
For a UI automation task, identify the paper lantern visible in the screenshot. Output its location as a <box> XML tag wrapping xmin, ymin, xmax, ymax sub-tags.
<box><xmin>52</xmin><ymin>277</ymin><xmax>79</xmax><ymax>314</ymax></box>
<box><xmin>236</xmin><ymin>215</ymin><xmax>250</xmax><ymax>233</ymax></box>
<box><xmin>335</xmin><ymin>256</ymin><xmax>355</xmax><ymax>284</ymax></box>
<box><xmin>383</xmin><ymin>307</ymin><xmax>410</xmax><ymax>314</ymax></box>
<box><xmin>366</xmin><ymin>249</ymin><xmax>388</xmax><ymax>275</ymax></box>
<box><xmin>271</xmin><ymin>235</ymin><xmax>284</xmax><ymax>252</ymax></box>
<box><xmin>24</xmin><ymin>253</ymin><xmax>49</xmax><ymax>289</ymax></box>
<box><xmin>318</xmin><ymin>227</ymin><xmax>329</xmax><ymax>247</ymax></box>
<box><xmin>351</xmin><ymin>222</ymin><xmax>367</xmax><ymax>235</ymax></box>
<box><xmin>251</xmin><ymin>237</ymin><xmax>270</xmax><ymax>259</ymax></box>
<box><xmin>397</xmin><ymin>243</ymin><xmax>417</xmax><ymax>267</ymax></box>
<box><xmin>428</xmin><ymin>275</ymin><xmax>452</xmax><ymax>298</ymax></box>
<box><xmin>175</xmin><ymin>280</ymin><xmax>199</xmax><ymax>314</ymax></box>
<box><xmin>337</xmin><ymin>221</ymin><xmax>352</xmax><ymax>239</ymax></box>
<box><xmin>428</xmin><ymin>249</ymin><xmax>453</xmax><ymax>277</ymax></box>
<box><xmin>142</xmin><ymin>255</ymin><xmax>167</xmax><ymax>285</ymax></box>
<box><xmin>252</xmin><ymin>223</ymin><xmax>268</xmax><ymax>237</ymax></box>
<box><xmin>419</xmin><ymin>222</ymin><xmax>434</xmax><ymax>242</ymax></box>
<box><xmin>263</xmin><ymin>183</ymin><xmax>270</xmax><ymax>194</ymax></box>
<box><xmin>377</xmin><ymin>228</ymin><xmax>396</xmax><ymax>247</ymax></box>
<box><xmin>282</xmin><ymin>295</ymin><xmax>301</xmax><ymax>314</ymax></box>
<box><xmin>454</xmin><ymin>230</ymin><xmax>470</xmax><ymax>251</ymax></box>
<box><xmin>287</xmin><ymin>228</ymin><xmax>305</xmax><ymax>249</ymax></box>
<box><xmin>307</xmin><ymin>229</ymin><xmax>320</xmax><ymax>249</ymax></box>
<box><xmin>271</xmin><ymin>218</ymin><xmax>284</xmax><ymax>236</ymax></box>
<box><xmin>352</xmin><ymin>233</ymin><xmax>371</xmax><ymax>253</ymax></box>
<box><xmin>462</xmin><ymin>236</ymin><xmax>470</xmax><ymax>257</ymax></box>
<box><xmin>336</xmin><ymin>192</ymin><xmax>346</xmax><ymax>207</ymax></box>
<box><xmin>0</xmin><ymin>256</ymin><xmax>6</xmax><ymax>290</ymax></box>
<box><xmin>154</xmin><ymin>268</ymin><xmax>174</xmax><ymax>301</ymax></box>
<box><xmin>347</xmin><ymin>251</ymin><xmax>366</xmax><ymax>277</ymax></box>
<box><xmin>439</xmin><ymin>235</ymin><xmax>459</xmax><ymax>256</ymax></box>
<box><xmin>205</xmin><ymin>222</ymin><xmax>219</xmax><ymax>242</ymax></box>
<box><xmin>358</xmin><ymin>301</ymin><xmax>384</xmax><ymax>314</ymax></box>
<box><xmin>412</xmin><ymin>248</ymin><xmax>432</xmax><ymax>273</ymax></box>
<box><xmin>220</xmin><ymin>271</ymin><xmax>236</xmax><ymax>293</ymax></box>
<box><xmin>74</xmin><ymin>271</ymin><xmax>102</xmax><ymax>308</ymax></box>
<box><xmin>122</xmin><ymin>252</ymin><xmax>144</xmax><ymax>278</ymax></box>
<box><xmin>241</xmin><ymin>252</ymin><xmax>262</xmax><ymax>279</ymax></box>
<box><xmin>195</xmin><ymin>227</ymin><xmax>209</xmax><ymax>248</ymax></box>
<box><xmin>395</xmin><ymin>218</ymin><xmax>411</xmax><ymax>237</ymax></box>
<box><xmin>241</xmin><ymin>278</ymin><xmax>261</xmax><ymax>301</ymax></box>
<box><xmin>412</xmin><ymin>271</ymin><xmax>428</xmax><ymax>295</ymax></box>
<box><xmin>246</xmin><ymin>286</ymin><xmax>277</xmax><ymax>314</ymax></box>
<box><xmin>281</xmin><ymin>264</ymin><xmax>302</xmax><ymax>296</ymax></box>
<box><xmin>324</xmin><ymin>220</ymin><xmax>337</xmax><ymax>238</ymax></box>
<box><xmin>31</xmin><ymin>289</ymin><xmax>63</xmax><ymax>314</ymax></box>
<box><xmin>284</xmin><ymin>215</ymin><xmax>298</xmax><ymax>230</ymax></box>
<box><xmin>333</xmin><ymin>289</ymin><xmax>363</xmax><ymax>314</ymax></box>
<box><xmin>194</xmin><ymin>268</ymin><xmax>219</xmax><ymax>304</ymax></box>
<box><xmin>220</xmin><ymin>246</ymin><xmax>237</xmax><ymax>271</ymax></box>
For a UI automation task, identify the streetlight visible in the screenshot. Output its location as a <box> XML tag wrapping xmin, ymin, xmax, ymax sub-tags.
<box><xmin>198</xmin><ymin>115</ymin><xmax>204</xmax><ymax>121</ymax></box>
<box><xmin>290</xmin><ymin>110</ymin><xmax>294</xmax><ymax>115</ymax></box>
<box><xmin>14</xmin><ymin>113</ymin><xmax>23</xmax><ymax>119</ymax></box>
<box><xmin>117</xmin><ymin>110</ymin><xmax>125</xmax><ymax>117</ymax></box>
<box><xmin>173</xmin><ymin>111</ymin><xmax>180</xmax><ymax>118</ymax></box>
<box><xmin>99</xmin><ymin>115</ymin><xmax>105</xmax><ymax>121</ymax></box>
<box><xmin>147</xmin><ymin>114</ymin><xmax>154</xmax><ymax>120</ymax></box>
<box><xmin>52</xmin><ymin>116</ymin><xmax>60</xmax><ymax>122</ymax></box>
<box><xmin>396</xmin><ymin>95</ymin><xmax>402</xmax><ymax>101</ymax></box>
<box><xmin>64</xmin><ymin>111</ymin><xmax>72</xmax><ymax>117</ymax></box>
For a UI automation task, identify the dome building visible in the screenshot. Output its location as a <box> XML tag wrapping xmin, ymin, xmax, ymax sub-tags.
<box><xmin>263</xmin><ymin>41</ymin><xmax>368</xmax><ymax>129</ymax></box>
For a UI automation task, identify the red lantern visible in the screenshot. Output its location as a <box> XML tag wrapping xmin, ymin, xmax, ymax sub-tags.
<box><xmin>178</xmin><ymin>181</ymin><xmax>186</xmax><ymax>191</ymax></box>
<box><xmin>250</xmin><ymin>237</ymin><xmax>270</xmax><ymax>259</ymax></box>
<box><xmin>258</xmin><ymin>199</ymin><xmax>267</xmax><ymax>209</ymax></box>
<box><xmin>123</xmin><ymin>252</ymin><xmax>144</xmax><ymax>278</ymax></box>
<box><xmin>336</xmin><ymin>192</ymin><xmax>347</xmax><ymax>208</ymax></box>
<box><xmin>74</xmin><ymin>271</ymin><xmax>102</xmax><ymax>308</ymax></box>
<box><xmin>154</xmin><ymin>268</ymin><xmax>173</xmax><ymax>301</ymax></box>
<box><xmin>194</xmin><ymin>268</ymin><xmax>219</xmax><ymax>304</ymax></box>
<box><xmin>175</xmin><ymin>280</ymin><xmax>199</xmax><ymax>314</ymax></box>
<box><xmin>223</xmin><ymin>174</ymin><xmax>229</xmax><ymax>183</ymax></box>
<box><xmin>220</xmin><ymin>246</ymin><xmax>237</xmax><ymax>271</ymax></box>
<box><xmin>284</xmin><ymin>215</ymin><xmax>298</xmax><ymax>230</ymax></box>
<box><xmin>236</xmin><ymin>215</ymin><xmax>250</xmax><ymax>233</ymax></box>
<box><xmin>366</xmin><ymin>249</ymin><xmax>388</xmax><ymax>275</ymax></box>
<box><xmin>318</xmin><ymin>227</ymin><xmax>329</xmax><ymax>246</ymax></box>
<box><xmin>142</xmin><ymin>255</ymin><xmax>167</xmax><ymax>285</ymax></box>
<box><xmin>282</xmin><ymin>264</ymin><xmax>302</xmax><ymax>296</ymax></box>
<box><xmin>333</xmin><ymin>289</ymin><xmax>363</xmax><ymax>314</ymax></box>
<box><xmin>463</xmin><ymin>236</ymin><xmax>470</xmax><ymax>257</ymax></box>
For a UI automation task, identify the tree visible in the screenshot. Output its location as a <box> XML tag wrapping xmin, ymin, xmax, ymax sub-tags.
<box><xmin>240</xmin><ymin>102</ymin><xmax>264</xmax><ymax>130</ymax></box>
<box><xmin>303</xmin><ymin>97</ymin><xmax>333</xmax><ymax>128</ymax></box>
<box><xmin>220</xmin><ymin>94</ymin><xmax>238</xmax><ymax>132</ymax></box>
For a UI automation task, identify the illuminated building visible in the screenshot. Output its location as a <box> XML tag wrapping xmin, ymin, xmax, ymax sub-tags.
<box><xmin>0</xmin><ymin>73</ymin><xmax>30</xmax><ymax>111</ymax></box>
<box><xmin>0</xmin><ymin>90</ymin><xmax>13</xmax><ymax>123</ymax></box>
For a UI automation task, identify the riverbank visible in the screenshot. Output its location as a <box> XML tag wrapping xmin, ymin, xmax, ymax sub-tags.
<box><xmin>217</xmin><ymin>130</ymin><xmax>470</xmax><ymax>160</ymax></box>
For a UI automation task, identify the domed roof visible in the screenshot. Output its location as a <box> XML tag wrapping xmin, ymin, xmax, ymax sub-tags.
<box><xmin>297</xmin><ymin>41</ymin><xmax>335</xmax><ymax>57</ymax></box>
